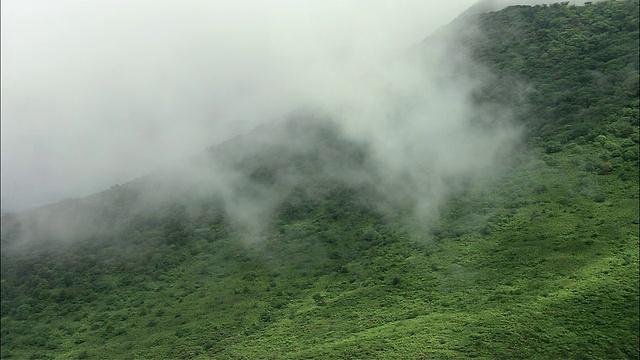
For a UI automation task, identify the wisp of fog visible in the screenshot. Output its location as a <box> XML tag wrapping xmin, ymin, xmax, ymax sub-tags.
<box><xmin>1</xmin><ymin>0</ymin><xmax>532</xmax><ymax>250</ymax></box>
<box><xmin>1</xmin><ymin>0</ymin><xmax>486</xmax><ymax>212</ymax></box>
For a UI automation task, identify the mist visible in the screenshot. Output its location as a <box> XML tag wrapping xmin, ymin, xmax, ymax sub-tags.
<box><xmin>1</xmin><ymin>0</ymin><xmax>491</xmax><ymax>212</ymax></box>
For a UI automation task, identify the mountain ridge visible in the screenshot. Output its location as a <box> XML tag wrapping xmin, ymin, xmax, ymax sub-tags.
<box><xmin>1</xmin><ymin>1</ymin><xmax>638</xmax><ymax>358</ymax></box>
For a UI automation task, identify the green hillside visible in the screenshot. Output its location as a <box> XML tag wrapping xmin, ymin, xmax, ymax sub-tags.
<box><xmin>2</xmin><ymin>1</ymin><xmax>638</xmax><ymax>359</ymax></box>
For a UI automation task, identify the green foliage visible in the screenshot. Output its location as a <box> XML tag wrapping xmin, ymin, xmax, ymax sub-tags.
<box><xmin>1</xmin><ymin>1</ymin><xmax>638</xmax><ymax>359</ymax></box>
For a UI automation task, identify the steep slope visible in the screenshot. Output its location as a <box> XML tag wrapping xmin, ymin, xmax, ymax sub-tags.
<box><xmin>1</xmin><ymin>1</ymin><xmax>638</xmax><ymax>359</ymax></box>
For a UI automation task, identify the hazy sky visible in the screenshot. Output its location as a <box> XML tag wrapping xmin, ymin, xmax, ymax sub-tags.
<box><xmin>2</xmin><ymin>0</ymin><xmax>487</xmax><ymax>212</ymax></box>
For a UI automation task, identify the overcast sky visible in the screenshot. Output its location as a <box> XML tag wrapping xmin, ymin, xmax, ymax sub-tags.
<box><xmin>1</xmin><ymin>0</ymin><xmax>488</xmax><ymax>212</ymax></box>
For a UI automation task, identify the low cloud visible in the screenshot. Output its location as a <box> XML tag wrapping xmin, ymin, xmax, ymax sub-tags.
<box><xmin>1</xmin><ymin>0</ymin><xmax>529</xmax><ymax>251</ymax></box>
<box><xmin>1</xmin><ymin>0</ymin><xmax>482</xmax><ymax>211</ymax></box>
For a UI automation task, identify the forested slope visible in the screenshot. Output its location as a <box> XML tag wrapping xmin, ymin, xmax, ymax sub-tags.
<box><xmin>1</xmin><ymin>1</ymin><xmax>638</xmax><ymax>359</ymax></box>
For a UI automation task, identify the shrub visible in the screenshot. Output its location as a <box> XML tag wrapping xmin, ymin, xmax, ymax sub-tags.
<box><xmin>312</xmin><ymin>293</ymin><xmax>326</xmax><ymax>306</ymax></box>
<box><xmin>533</xmin><ymin>184</ymin><xmax>548</xmax><ymax>194</ymax></box>
<box><xmin>599</xmin><ymin>162</ymin><xmax>613</xmax><ymax>174</ymax></box>
<box><xmin>545</xmin><ymin>141</ymin><xmax>563</xmax><ymax>153</ymax></box>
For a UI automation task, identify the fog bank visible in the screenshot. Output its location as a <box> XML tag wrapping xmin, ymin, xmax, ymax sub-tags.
<box><xmin>2</xmin><ymin>0</ymin><xmax>482</xmax><ymax>212</ymax></box>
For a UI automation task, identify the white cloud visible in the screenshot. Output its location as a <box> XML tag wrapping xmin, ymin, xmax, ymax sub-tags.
<box><xmin>1</xmin><ymin>0</ymin><xmax>480</xmax><ymax>211</ymax></box>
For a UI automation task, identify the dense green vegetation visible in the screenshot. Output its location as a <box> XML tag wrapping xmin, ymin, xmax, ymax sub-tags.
<box><xmin>2</xmin><ymin>1</ymin><xmax>638</xmax><ymax>359</ymax></box>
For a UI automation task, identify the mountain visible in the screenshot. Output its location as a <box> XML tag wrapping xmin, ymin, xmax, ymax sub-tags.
<box><xmin>459</xmin><ymin>0</ymin><xmax>606</xmax><ymax>17</ymax></box>
<box><xmin>1</xmin><ymin>1</ymin><xmax>638</xmax><ymax>358</ymax></box>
